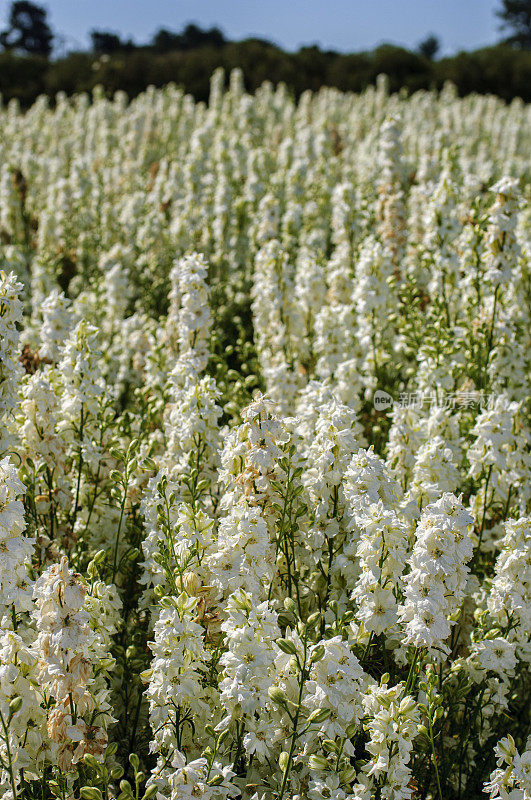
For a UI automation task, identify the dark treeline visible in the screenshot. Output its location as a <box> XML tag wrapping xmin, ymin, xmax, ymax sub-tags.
<box><xmin>1</xmin><ymin>4</ymin><xmax>531</xmax><ymax>107</ymax></box>
<box><xmin>1</xmin><ymin>41</ymin><xmax>531</xmax><ymax>108</ymax></box>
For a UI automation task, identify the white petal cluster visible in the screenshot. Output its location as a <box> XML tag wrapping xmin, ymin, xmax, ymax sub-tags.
<box><xmin>488</xmin><ymin>517</ymin><xmax>531</xmax><ymax>632</ymax></box>
<box><xmin>484</xmin><ymin>735</ymin><xmax>531</xmax><ymax>800</ymax></box>
<box><xmin>166</xmin><ymin>253</ymin><xmax>212</xmax><ymax>371</ymax></box>
<box><xmin>0</xmin><ymin>271</ymin><xmax>24</xmax><ymax>453</ymax></box>
<box><xmin>356</xmin><ymin>683</ymin><xmax>419</xmax><ymax>800</ymax></box>
<box><xmin>219</xmin><ymin>590</ymin><xmax>279</xmax><ymax>756</ymax></box>
<box><xmin>146</xmin><ymin>592</ymin><xmax>209</xmax><ymax>757</ymax></box>
<box><xmin>398</xmin><ymin>493</ymin><xmax>473</xmax><ymax>655</ymax></box>
<box><xmin>0</xmin><ymin>457</ymin><xmax>34</xmax><ymax>619</ymax></box>
<box><xmin>305</xmin><ymin>637</ymin><xmax>370</xmax><ymax>749</ymax></box>
<box><xmin>0</xmin><ymin>70</ymin><xmax>529</xmax><ymax>799</ymax></box>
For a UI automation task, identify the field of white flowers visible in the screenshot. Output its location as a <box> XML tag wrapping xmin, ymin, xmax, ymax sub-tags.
<box><xmin>0</xmin><ymin>69</ymin><xmax>529</xmax><ymax>800</ymax></box>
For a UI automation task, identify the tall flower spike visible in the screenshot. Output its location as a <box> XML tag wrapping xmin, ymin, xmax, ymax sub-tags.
<box><xmin>398</xmin><ymin>493</ymin><xmax>473</xmax><ymax>657</ymax></box>
<box><xmin>0</xmin><ymin>270</ymin><xmax>24</xmax><ymax>455</ymax></box>
<box><xmin>0</xmin><ymin>457</ymin><xmax>35</xmax><ymax>622</ymax></box>
<box><xmin>165</xmin><ymin>252</ymin><xmax>212</xmax><ymax>371</ymax></box>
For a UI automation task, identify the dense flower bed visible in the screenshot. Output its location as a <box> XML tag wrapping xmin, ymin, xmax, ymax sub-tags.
<box><xmin>0</xmin><ymin>71</ymin><xmax>529</xmax><ymax>800</ymax></box>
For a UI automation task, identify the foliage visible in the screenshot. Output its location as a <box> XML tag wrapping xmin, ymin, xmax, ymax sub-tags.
<box><xmin>497</xmin><ymin>0</ymin><xmax>531</xmax><ymax>49</ymax></box>
<box><xmin>0</xmin><ymin>0</ymin><xmax>52</xmax><ymax>57</ymax></box>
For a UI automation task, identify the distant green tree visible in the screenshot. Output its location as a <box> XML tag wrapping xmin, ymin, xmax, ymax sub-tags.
<box><xmin>91</xmin><ymin>30</ymin><xmax>127</xmax><ymax>55</ymax></box>
<box><xmin>151</xmin><ymin>28</ymin><xmax>182</xmax><ymax>53</ymax></box>
<box><xmin>180</xmin><ymin>23</ymin><xmax>225</xmax><ymax>50</ymax></box>
<box><xmin>418</xmin><ymin>34</ymin><xmax>440</xmax><ymax>60</ymax></box>
<box><xmin>150</xmin><ymin>24</ymin><xmax>226</xmax><ymax>53</ymax></box>
<box><xmin>0</xmin><ymin>1</ymin><xmax>53</xmax><ymax>57</ymax></box>
<box><xmin>497</xmin><ymin>0</ymin><xmax>531</xmax><ymax>48</ymax></box>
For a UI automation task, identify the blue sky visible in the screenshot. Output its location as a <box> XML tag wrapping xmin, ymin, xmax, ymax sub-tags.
<box><xmin>0</xmin><ymin>0</ymin><xmax>502</xmax><ymax>55</ymax></box>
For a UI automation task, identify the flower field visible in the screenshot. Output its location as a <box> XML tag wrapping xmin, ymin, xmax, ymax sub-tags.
<box><xmin>0</xmin><ymin>70</ymin><xmax>530</xmax><ymax>799</ymax></box>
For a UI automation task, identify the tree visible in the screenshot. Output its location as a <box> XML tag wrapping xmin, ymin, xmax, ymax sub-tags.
<box><xmin>0</xmin><ymin>1</ymin><xmax>53</xmax><ymax>56</ymax></box>
<box><xmin>90</xmin><ymin>29</ymin><xmax>134</xmax><ymax>55</ymax></box>
<box><xmin>151</xmin><ymin>28</ymin><xmax>182</xmax><ymax>54</ymax></box>
<box><xmin>180</xmin><ymin>23</ymin><xmax>225</xmax><ymax>50</ymax></box>
<box><xmin>418</xmin><ymin>34</ymin><xmax>440</xmax><ymax>60</ymax></box>
<box><xmin>497</xmin><ymin>0</ymin><xmax>531</xmax><ymax>48</ymax></box>
<box><xmin>150</xmin><ymin>24</ymin><xmax>226</xmax><ymax>53</ymax></box>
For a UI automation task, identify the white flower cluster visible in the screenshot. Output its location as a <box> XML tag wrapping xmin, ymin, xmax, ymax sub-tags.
<box><xmin>0</xmin><ymin>271</ymin><xmax>24</xmax><ymax>453</ymax></box>
<box><xmin>398</xmin><ymin>493</ymin><xmax>473</xmax><ymax>655</ymax></box>
<box><xmin>0</xmin><ymin>72</ymin><xmax>528</xmax><ymax>800</ymax></box>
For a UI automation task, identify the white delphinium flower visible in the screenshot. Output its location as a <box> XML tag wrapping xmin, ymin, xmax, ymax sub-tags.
<box><xmin>218</xmin><ymin>590</ymin><xmax>280</xmax><ymax>762</ymax></box>
<box><xmin>218</xmin><ymin>393</ymin><xmax>289</xmax><ymax>521</ymax></box>
<box><xmin>166</xmin><ymin>253</ymin><xmax>212</xmax><ymax>369</ymax></box>
<box><xmin>0</xmin><ymin>628</ymin><xmax>45</xmax><ymax>788</ymax></box>
<box><xmin>470</xmin><ymin>636</ymin><xmax>517</xmax><ymax>685</ymax></box>
<box><xmin>299</xmin><ymin>397</ymin><xmax>363</xmax><ymax>611</ymax></box>
<box><xmin>351</xmin><ymin>502</ymin><xmax>409</xmax><ymax>636</ymax></box>
<box><xmin>398</xmin><ymin>493</ymin><xmax>473</xmax><ymax>657</ymax></box>
<box><xmin>166</xmin><ymin>748</ymin><xmax>238</xmax><ymax>800</ymax></box>
<box><xmin>208</xmin><ymin>505</ymin><xmax>275</xmax><ymax>600</ymax></box>
<box><xmin>0</xmin><ymin>271</ymin><xmax>24</xmax><ymax>454</ymax></box>
<box><xmin>252</xmin><ymin>240</ymin><xmax>301</xmax><ymax>411</ymax></box>
<box><xmin>342</xmin><ymin>448</ymin><xmax>408</xmax><ymax>634</ymax></box>
<box><xmin>423</xmin><ymin>154</ymin><xmax>461</xmax><ymax>313</ymax></box>
<box><xmin>314</xmin><ymin>302</ymin><xmax>357</xmax><ymax>382</ymax></box>
<box><xmin>164</xmin><ymin>367</ymin><xmax>222</xmax><ymax>485</ymax></box>
<box><xmin>19</xmin><ymin>369</ymin><xmax>64</xmax><ymax>472</ymax></box>
<box><xmin>294</xmin><ymin>379</ymin><xmax>339</xmax><ymax>454</ymax></box>
<box><xmin>56</xmin><ymin>318</ymin><xmax>108</xmax><ymax>541</ymax></box>
<box><xmin>385</xmin><ymin>405</ymin><xmax>424</xmax><ymax>493</ymax></box>
<box><xmin>353</xmin><ymin>235</ymin><xmax>396</xmax><ymax>389</ymax></box>
<box><xmin>333</xmin><ymin>358</ymin><xmax>365</xmax><ymax>413</ymax></box>
<box><xmin>141</xmin><ymin>476</ymin><xmax>216</xmax><ymax>599</ymax></box>
<box><xmin>355</xmin><ymin>682</ymin><xmax>419</xmax><ymax>800</ymax></box>
<box><xmin>38</xmin><ymin>289</ymin><xmax>73</xmax><ymax>363</ymax></box>
<box><xmin>0</xmin><ymin>165</ymin><xmax>25</xmax><ymax>242</ymax></box>
<box><xmin>302</xmin><ymin>397</ymin><xmax>362</xmax><ymax>529</ymax></box>
<box><xmin>57</xmin><ymin>318</ymin><xmax>105</xmax><ymax>425</ymax></box>
<box><xmin>415</xmin><ymin>337</ymin><xmax>463</xmax><ymax>397</ymax></box>
<box><xmin>487</xmin><ymin>306</ymin><xmax>529</xmax><ymax>403</ymax></box>
<box><xmin>84</xmin><ymin>578</ymin><xmax>122</xmax><ymax>664</ymax></box>
<box><xmin>408</xmin><ymin>434</ymin><xmax>461</xmax><ymax>508</ymax></box>
<box><xmin>488</xmin><ymin>517</ymin><xmax>530</xmax><ymax>634</ymax></box>
<box><xmin>484</xmin><ymin>177</ymin><xmax>521</xmax><ymax>288</ymax></box>
<box><xmin>293</xmin><ymin>247</ymin><xmax>327</xmax><ymax>365</ymax></box>
<box><xmin>33</xmin><ymin>557</ymin><xmax>110</xmax><ymax>770</ymax></box>
<box><xmin>305</xmin><ymin>636</ymin><xmax>371</xmax><ymax>753</ymax></box>
<box><xmin>143</xmin><ymin>257</ymin><xmax>220</xmax><ymax>596</ymax></box>
<box><xmin>212</xmin><ymin>164</ymin><xmax>232</xmax><ymax>265</ymax></box>
<box><xmin>18</xmin><ymin>368</ymin><xmax>71</xmax><ymax>534</ymax></box>
<box><xmin>252</xmin><ymin>192</ymin><xmax>280</xmax><ymax>248</ymax></box>
<box><xmin>331</xmin><ymin>181</ymin><xmax>357</xmax><ymax>249</ymax></box>
<box><xmin>145</xmin><ymin>592</ymin><xmax>210</xmax><ymax>760</ymax></box>
<box><xmin>467</xmin><ymin>395</ymin><xmax>530</xmax><ymax>536</ymax></box>
<box><xmin>312</xmin><ymin>247</ymin><xmax>357</xmax><ymax>385</ymax></box>
<box><xmin>307</xmin><ymin>773</ymin><xmax>352</xmax><ymax>800</ymax></box>
<box><xmin>483</xmin><ymin>735</ymin><xmax>531</xmax><ymax>800</ymax></box>
<box><xmin>0</xmin><ymin>457</ymin><xmax>35</xmax><ymax>621</ymax></box>
<box><xmin>467</xmin><ymin>517</ymin><xmax>531</xmax><ymax>708</ymax></box>
<box><xmin>326</xmin><ymin>241</ymin><xmax>354</xmax><ymax>306</ymax></box>
<box><xmin>376</xmin><ymin>116</ymin><xmax>406</xmax><ymax>270</ymax></box>
<box><xmin>344</xmin><ymin>447</ymin><xmax>403</xmax><ymax>522</ymax></box>
<box><xmin>101</xmin><ymin>258</ymin><xmax>132</xmax><ymax>336</ymax></box>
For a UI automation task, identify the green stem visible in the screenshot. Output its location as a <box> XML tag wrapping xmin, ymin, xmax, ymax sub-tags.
<box><xmin>277</xmin><ymin>640</ymin><xmax>308</xmax><ymax>800</ymax></box>
<box><xmin>0</xmin><ymin>708</ymin><xmax>18</xmax><ymax>800</ymax></box>
<box><xmin>428</xmin><ymin>712</ymin><xmax>443</xmax><ymax>800</ymax></box>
